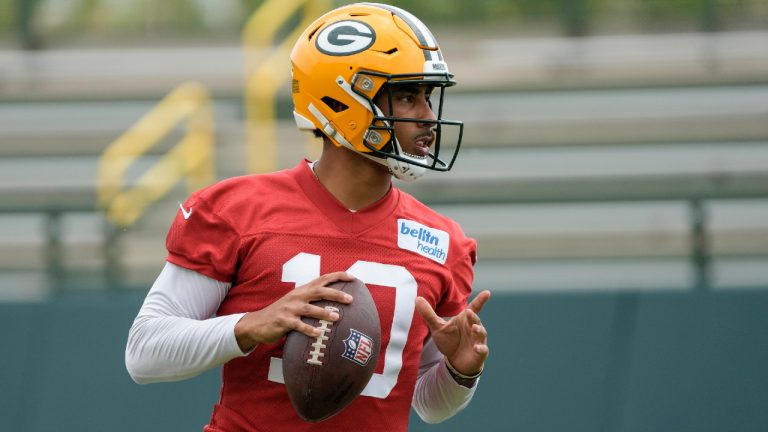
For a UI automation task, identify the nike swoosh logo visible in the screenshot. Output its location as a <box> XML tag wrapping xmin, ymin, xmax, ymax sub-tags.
<box><xmin>179</xmin><ymin>202</ymin><xmax>193</xmax><ymax>220</ymax></box>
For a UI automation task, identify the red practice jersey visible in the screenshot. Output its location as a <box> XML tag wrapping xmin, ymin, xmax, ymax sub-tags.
<box><xmin>166</xmin><ymin>161</ymin><xmax>477</xmax><ymax>432</ymax></box>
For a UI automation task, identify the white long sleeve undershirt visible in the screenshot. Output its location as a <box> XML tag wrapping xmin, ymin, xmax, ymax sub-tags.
<box><xmin>125</xmin><ymin>261</ymin><xmax>476</xmax><ymax>422</ymax></box>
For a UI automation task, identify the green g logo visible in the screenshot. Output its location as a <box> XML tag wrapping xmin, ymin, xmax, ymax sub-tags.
<box><xmin>316</xmin><ymin>20</ymin><xmax>376</xmax><ymax>56</ymax></box>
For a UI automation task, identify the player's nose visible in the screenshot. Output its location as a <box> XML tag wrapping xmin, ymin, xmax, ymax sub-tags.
<box><xmin>415</xmin><ymin>95</ymin><xmax>436</xmax><ymax>126</ymax></box>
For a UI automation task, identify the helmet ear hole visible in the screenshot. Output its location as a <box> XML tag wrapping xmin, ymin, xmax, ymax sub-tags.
<box><xmin>321</xmin><ymin>96</ymin><xmax>349</xmax><ymax>113</ymax></box>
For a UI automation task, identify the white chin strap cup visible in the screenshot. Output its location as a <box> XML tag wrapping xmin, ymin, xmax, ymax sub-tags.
<box><xmin>387</xmin><ymin>155</ymin><xmax>426</xmax><ymax>182</ymax></box>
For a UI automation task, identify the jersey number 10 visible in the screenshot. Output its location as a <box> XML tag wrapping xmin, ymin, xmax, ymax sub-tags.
<box><xmin>267</xmin><ymin>252</ymin><xmax>418</xmax><ymax>399</ymax></box>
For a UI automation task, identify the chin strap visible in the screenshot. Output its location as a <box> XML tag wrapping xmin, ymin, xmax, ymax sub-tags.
<box><xmin>387</xmin><ymin>153</ymin><xmax>426</xmax><ymax>182</ymax></box>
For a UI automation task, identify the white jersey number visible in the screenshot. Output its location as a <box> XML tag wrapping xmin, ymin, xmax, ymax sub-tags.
<box><xmin>267</xmin><ymin>252</ymin><xmax>417</xmax><ymax>399</ymax></box>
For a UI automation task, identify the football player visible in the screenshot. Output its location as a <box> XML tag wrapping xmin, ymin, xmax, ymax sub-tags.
<box><xmin>125</xmin><ymin>3</ymin><xmax>490</xmax><ymax>431</ymax></box>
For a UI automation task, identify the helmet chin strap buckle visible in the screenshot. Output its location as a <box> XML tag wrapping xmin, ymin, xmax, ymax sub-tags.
<box><xmin>308</xmin><ymin>102</ymin><xmax>343</xmax><ymax>142</ymax></box>
<box><xmin>308</xmin><ymin>102</ymin><xmax>395</xmax><ymax>173</ymax></box>
<box><xmin>322</xmin><ymin>123</ymin><xmax>338</xmax><ymax>139</ymax></box>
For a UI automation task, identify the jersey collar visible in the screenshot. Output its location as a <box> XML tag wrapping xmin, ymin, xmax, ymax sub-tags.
<box><xmin>293</xmin><ymin>160</ymin><xmax>400</xmax><ymax>236</ymax></box>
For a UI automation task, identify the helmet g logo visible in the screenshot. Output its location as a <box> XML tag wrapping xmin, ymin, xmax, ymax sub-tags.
<box><xmin>316</xmin><ymin>20</ymin><xmax>376</xmax><ymax>56</ymax></box>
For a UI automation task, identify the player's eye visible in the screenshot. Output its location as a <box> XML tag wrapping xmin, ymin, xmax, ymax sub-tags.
<box><xmin>394</xmin><ymin>92</ymin><xmax>415</xmax><ymax>104</ymax></box>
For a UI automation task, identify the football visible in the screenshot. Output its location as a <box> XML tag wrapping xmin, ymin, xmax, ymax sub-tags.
<box><xmin>282</xmin><ymin>278</ymin><xmax>381</xmax><ymax>422</ymax></box>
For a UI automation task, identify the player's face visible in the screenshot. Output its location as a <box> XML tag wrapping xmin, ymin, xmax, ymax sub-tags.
<box><xmin>374</xmin><ymin>84</ymin><xmax>437</xmax><ymax>158</ymax></box>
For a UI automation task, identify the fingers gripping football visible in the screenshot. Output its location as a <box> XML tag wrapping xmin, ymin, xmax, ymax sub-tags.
<box><xmin>282</xmin><ymin>278</ymin><xmax>381</xmax><ymax>422</ymax></box>
<box><xmin>234</xmin><ymin>272</ymin><xmax>354</xmax><ymax>351</ymax></box>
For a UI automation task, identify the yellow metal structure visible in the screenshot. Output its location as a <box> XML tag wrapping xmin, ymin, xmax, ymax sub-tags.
<box><xmin>97</xmin><ymin>81</ymin><xmax>214</xmax><ymax>227</ymax></box>
<box><xmin>243</xmin><ymin>0</ymin><xmax>330</xmax><ymax>173</ymax></box>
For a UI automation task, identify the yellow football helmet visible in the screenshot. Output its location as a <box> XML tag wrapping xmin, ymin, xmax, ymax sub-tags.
<box><xmin>291</xmin><ymin>2</ymin><xmax>463</xmax><ymax>181</ymax></box>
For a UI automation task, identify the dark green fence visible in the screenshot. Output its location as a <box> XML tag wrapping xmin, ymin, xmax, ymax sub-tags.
<box><xmin>3</xmin><ymin>289</ymin><xmax>767</xmax><ymax>431</ymax></box>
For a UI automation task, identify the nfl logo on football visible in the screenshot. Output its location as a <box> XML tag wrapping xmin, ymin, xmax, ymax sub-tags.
<box><xmin>342</xmin><ymin>329</ymin><xmax>374</xmax><ymax>366</ymax></box>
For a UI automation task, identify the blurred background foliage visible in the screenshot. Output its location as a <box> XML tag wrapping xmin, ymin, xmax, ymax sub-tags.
<box><xmin>2</xmin><ymin>0</ymin><xmax>768</xmax><ymax>49</ymax></box>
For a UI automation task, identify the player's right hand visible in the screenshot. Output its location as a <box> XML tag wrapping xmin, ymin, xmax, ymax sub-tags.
<box><xmin>233</xmin><ymin>272</ymin><xmax>355</xmax><ymax>352</ymax></box>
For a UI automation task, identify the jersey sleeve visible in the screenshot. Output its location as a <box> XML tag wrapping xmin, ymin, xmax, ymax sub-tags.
<box><xmin>434</xmin><ymin>234</ymin><xmax>477</xmax><ymax>318</ymax></box>
<box><xmin>165</xmin><ymin>193</ymin><xmax>240</xmax><ymax>283</ymax></box>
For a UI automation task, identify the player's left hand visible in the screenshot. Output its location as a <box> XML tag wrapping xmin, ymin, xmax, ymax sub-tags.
<box><xmin>415</xmin><ymin>290</ymin><xmax>491</xmax><ymax>376</ymax></box>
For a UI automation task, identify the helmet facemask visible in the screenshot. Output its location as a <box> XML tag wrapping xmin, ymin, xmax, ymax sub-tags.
<box><xmin>351</xmin><ymin>71</ymin><xmax>464</xmax><ymax>182</ymax></box>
